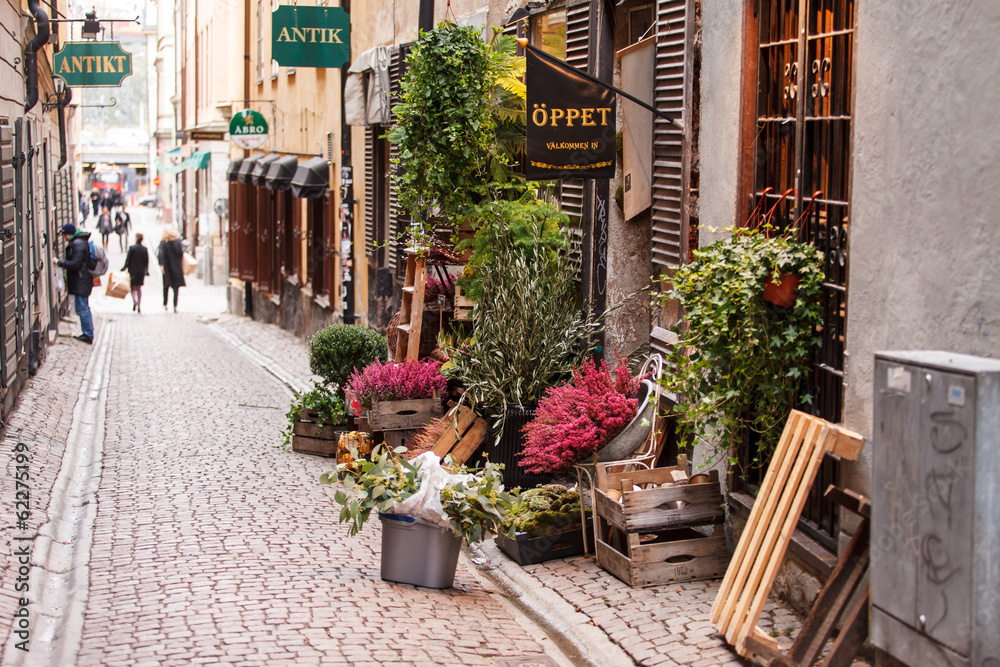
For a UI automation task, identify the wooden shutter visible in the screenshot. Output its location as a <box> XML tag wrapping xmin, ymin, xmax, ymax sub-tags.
<box><xmin>292</xmin><ymin>195</ymin><xmax>303</xmax><ymax>281</ymax></box>
<box><xmin>561</xmin><ymin>0</ymin><xmax>591</xmax><ymax>280</ymax></box>
<box><xmin>323</xmin><ymin>189</ymin><xmax>338</xmax><ymax>300</ymax></box>
<box><xmin>239</xmin><ymin>182</ymin><xmax>258</xmax><ymax>281</ymax></box>
<box><xmin>388</xmin><ymin>44</ymin><xmax>413</xmax><ymax>279</ymax></box>
<box><xmin>228</xmin><ymin>180</ymin><xmax>240</xmax><ymax>278</ymax></box>
<box><xmin>255</xmin><ymin>186</ymin><xmax>273</xmax><ymax>292</ymax></box>
<box><xmin>364</xmin><ymin>127</ymin><xmax>375</xmax><ymax>259</ymax></box>
<box><xmin>650</xmin><ymin>0</ymin><xmax>693</xmax><ymax>269</ymax></box>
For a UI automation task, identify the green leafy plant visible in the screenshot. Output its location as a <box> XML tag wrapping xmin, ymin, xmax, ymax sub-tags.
<box><xmin>442</xmin><ymin>201</ymin><xmax>601</xmax><ymax>411</ymax></box>
<box><xmin>658</xmin><ymin>226</ymin><xmax>824</xmax><ymax>470</ymax></box>
<box><xmin>503</xmin><ymin>485</ymin><xmax>588</xmax><ymax>538</ymax></box>
<box><xmin>308</xmin><ymin>324</ymin><xmax>388</xmax><ymax>393</ymax></box>
<box><xmin>321</xmin><ymin>446</ymin><xmax>514</xmax><ymax>544</ymax></box>
<box><xmin>281</xmin><ymin>384</ymin><xmax>346</xmax><ymax>450</ymax></box>
<box><xmin>387</xmin><ymin>23</ymin><xmax>530</xmax><ymax>231</ymax></box>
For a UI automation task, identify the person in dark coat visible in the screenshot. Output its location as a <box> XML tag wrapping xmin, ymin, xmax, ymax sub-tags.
<box><xmin>55</xmin><ymin>223</ymin><xmax>95</xmax><ymax>344</ymax></box>
<box><xmin>115</xmin><ymin>210</ymin><xmax>131</xmax><ymax>251</ymax></box>
<box><xmin>79</xmin><ymin>191</ymin><xmax>89</xmax><ymax>225</ymax></box>
<box><xmin>90</xmin><ymin>189</ymin><xmax>101</xmax><ymax>216</ymax></box>
<box><xmin>122</xmin><ymin>232</ymin><xmax>149</xmax><ymax>313</ymax></box>
<box><xmin>157</xmin><ymin>227</ymin><xmax>186</xmax><ymax>312</ymax></box>
<box><xmin>97</xmin><ymin>207</ymin><xmax>114</xmax><ymax>251</ymax></box>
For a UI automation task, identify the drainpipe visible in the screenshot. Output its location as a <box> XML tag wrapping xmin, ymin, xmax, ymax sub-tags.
<box><xmin>24</xmin><ymin>0</ymin><xmax>51</xmax><ymax>113</ymax></box>
<box><xmin>56</xmin><ymin>87</ymin><xmax>71</xmax><ymax>168</ymax></box>
<box><xmin>419</xmin><ymin>0</ymin><xmax>433</xmax><ymax>32</ymax></box>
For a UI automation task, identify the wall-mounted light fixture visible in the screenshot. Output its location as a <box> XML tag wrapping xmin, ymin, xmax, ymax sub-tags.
<box><xmin>81</xmin><ymin>10</ymin><xmax>100</xmax><ymax>39</ymax></box>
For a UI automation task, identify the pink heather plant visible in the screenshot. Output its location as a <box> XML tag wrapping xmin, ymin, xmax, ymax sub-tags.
<box><xmin>519</xmin><ymin>359</ymin><xmax>639</xmax><ymax>474</ymax></box>
<box><xmin>346</xmin><ymin>359</ymin><xmax>447</xmax><ymax>410</ymax></box>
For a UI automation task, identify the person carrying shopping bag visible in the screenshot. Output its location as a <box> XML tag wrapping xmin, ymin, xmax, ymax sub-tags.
<box><xmin>123</xmin><ymin>232</ymin><xmax>150</xmax><ymax>313</ymax></box>
<box><xmin>157</xmin><ymin>227</ymin><xmax>186</xmax><ymax>312</ymax></box>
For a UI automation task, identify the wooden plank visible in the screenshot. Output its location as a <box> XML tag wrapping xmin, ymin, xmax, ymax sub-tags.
<box><xmin>291</xmin><ymin>435</ymin><xmax>339</xmax><ymax>457</ymax></box>
<box><xmin>713</xmin><ymin>412</ymin><xmax>809</xmax><ymax>629</ymax></box>
<box><xmin>822</xmin><ymin>586</ymin><xmax>869</xmax><ymax>667</ymax></box>
<box><xmin>743</xmin><ymin>630</ymin><xmax>782</xmax><ymax>663</ymax></box>
<box><xmin>447</xmin><ymin>418</ymin><xmax>487</xmax><ymax>467</ymax></box>
<box><xmin>630</xmin><ymin>534</ymin><xmax>727</xmax><ymax>564</ymax></box>
<box><xmin>369</xmin><ymin>398</ymin><xmax>443</xmax><ymax>431</ymax></box>
<box><xmin>595</xmin><ymin>539</ymin><xmax>635</xmax><ymax>586</ymax></box>
<box><xmin>431</xmin><ymin>406</ymin><xmax>477</xmax><ymax>458</ymax></box>
<box><xmin>828</xmin><ymin>426</ymin><xmax>866</xmax><ymax>459</ymax></box>
<box><xmin>405</xmin><ymin>254</ymin><xmax>426</xmax><ymax>361</ymax></box>
<box><xmin>824</xmin><ymin>484</ymin><xmax>871</xmax><ymax>519</ymax></box>
<box><xmin>292</xmin><ymin>421</ymin><xmax>339</xmax><ymax>439</ymax></box>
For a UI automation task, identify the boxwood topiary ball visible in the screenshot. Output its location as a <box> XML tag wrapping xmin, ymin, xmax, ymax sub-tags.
<box><xmin>309</xmin><ymin>324</ymin><xmax>388</xmax><ymax>389</ymax></box>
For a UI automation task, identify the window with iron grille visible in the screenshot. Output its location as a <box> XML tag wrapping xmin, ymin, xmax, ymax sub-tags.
<box><xmin>736</xmin><ymin>0</ymin><xmax>855</xmax><ymax>547</ymax></box>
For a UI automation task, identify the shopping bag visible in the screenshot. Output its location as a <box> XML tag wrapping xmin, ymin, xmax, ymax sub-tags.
<box><xmin>182</xmin><ymin>252</ymin><xmax>198</xmax><ymax>275</ymax></box>
<box><xmin>105</xmin><ymin>271</ymin><xmax>131</xmax><ymax>299</ymax></box>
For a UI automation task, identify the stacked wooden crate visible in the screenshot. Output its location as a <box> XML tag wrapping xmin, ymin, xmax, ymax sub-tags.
<box><xmin>593</xmin><ymin>464</ymin><xmax>729</xmax><ymax>587</ymax></box>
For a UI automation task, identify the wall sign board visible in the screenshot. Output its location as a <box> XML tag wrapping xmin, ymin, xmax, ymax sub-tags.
<box><xmin>229</xmin><ymin>110</ymin><xmax>269</xmax><ymax>150</ymax></box>
<box><xmin>272</xmin><ymin>6</ymin><xmax>350</xmax><ymax>68</ymax></box>
<box><xmin>53</xmin><ymin>41</ymin><xmax>132</xmax><ymax>87</ymax></box>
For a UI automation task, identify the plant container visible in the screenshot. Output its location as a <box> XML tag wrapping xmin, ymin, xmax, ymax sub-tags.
<box><xmin>495</xmin><ymin>528</ymin><xmax>592</xmax><ymax>566</ymax></box>
<box><xmin>479</xmin><ymin>405</ymin><xmax>551</xmax><ymax>490</ymax></box>
<box><xmin>762</xmin><ymin>273</ymin><xmax>801</xmax><ymax>307</ymax></box>
<box><xmin>378</xmin><ymin>513</ymin><xmax>462</xmax><ymax>589</ymax></box>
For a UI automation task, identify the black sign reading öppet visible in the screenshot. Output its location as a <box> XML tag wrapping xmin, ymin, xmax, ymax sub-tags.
<box><xmin>525</xmin><ymin>47</ymin><xmax>616</xmax><ymax>180</ymax></box>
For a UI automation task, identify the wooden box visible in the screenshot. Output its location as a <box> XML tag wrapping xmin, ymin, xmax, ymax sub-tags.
<box><xmin>291</xmin><ymin>409</ymin><xmax>342</xmax><ymax>457</ymax></box>
<box><xmin>594</xmin><ymin>466</ymin><xmax>724</xmax><ymax>532</ymax></box>
<box><xmin>383</xmin><ymin>429</ymin><xmax>420</xmax><ymax>450</ymax></box>
<box><xmin>453</xmin><ymin>284</ymin><xmax>475</xmax><ymax>321</ymax></box>
<box><xmin>596</xmin><ymin>525</ymin><xmax>729</xmax><ymax>587</ymax></box>
<box><xmin>369</xmin><ymin>399</ymin><xmax>443</xmax><ymax>432</ymax></box>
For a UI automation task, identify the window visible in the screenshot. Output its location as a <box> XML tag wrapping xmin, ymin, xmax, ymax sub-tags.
<box><xmin>737</xmin><ymin>0</ymin><xmax>856</xmax><ymax>546</ymax></box>
<box><xmin>629</xmin><ymin>5</ymin><xmax>654</xmax><ymax>44</ymax></box>
<box><xmin>531</xmin><ymin>8</ymin><xmax>567</xmax><ymax>60</ymax></box>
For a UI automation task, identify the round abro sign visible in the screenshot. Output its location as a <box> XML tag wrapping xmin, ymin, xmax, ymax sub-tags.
<box><xmin>229</xmin><ymin>110</ymin><xmax>269</xmax><ymax>149</ymax></box>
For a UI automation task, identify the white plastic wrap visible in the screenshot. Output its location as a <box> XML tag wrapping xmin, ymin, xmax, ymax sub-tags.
<box><xmin>390</xmin><ymin>452</ymin><xmax>474</xmax><ymax>530</ymax></box>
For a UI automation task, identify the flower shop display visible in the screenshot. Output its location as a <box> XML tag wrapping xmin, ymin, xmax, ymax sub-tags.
<box><xmin>518</xmin><ymin>359</ymin><xmax>640</xmax><ymax>475</ymax></box>
<box><xmin>308</xmin><ymin>324</ymin><xmax>389</xmax><ymax>398</ymax></box>
<box><xmin>282</xmin><ymin>384</ymin><xmax>347</xmax><ymax>457</ymax></box>
<box><xmin>322</xmin><ymin>446</ymin><xmax>513</xmax><ymax>588</ymax></box>
<box><xmin>659</xmin><ymin>224</ymin><xmax>824</xmax><ymax>473</ymax></box>
<box><xmin>495</xmin><ymin>485</ymin><xmax>592</xmax><ymax>565</ymax></box>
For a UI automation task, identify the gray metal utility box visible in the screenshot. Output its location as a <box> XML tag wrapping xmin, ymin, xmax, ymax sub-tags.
<box><xmin>871</xmin><ymin>351</ymin><xmax>1000</xmax><ymax>667</ymax></box>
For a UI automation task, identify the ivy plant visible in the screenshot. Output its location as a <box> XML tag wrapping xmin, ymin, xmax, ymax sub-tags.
<box><xmin>659</xmin><ymin>226</ymin><xmax>824</xmax><ymax>472</ymax></box>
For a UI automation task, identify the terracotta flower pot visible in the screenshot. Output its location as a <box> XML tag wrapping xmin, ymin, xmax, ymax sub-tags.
<box><xmin>762</xmin><ymin>273</ymin><xmax>801</xmax><ymax>308</ymax></box>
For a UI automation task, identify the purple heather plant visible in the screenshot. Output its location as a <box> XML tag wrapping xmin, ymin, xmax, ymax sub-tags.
<box><xmin>519</xmin><ymin>359</ymin><xmax>639</xmax><ymax>474</ymax></box>
<box><xmin>346</xmin><ymin>359</ymin><xmax>447</xmax><ymax>411</ymax></box>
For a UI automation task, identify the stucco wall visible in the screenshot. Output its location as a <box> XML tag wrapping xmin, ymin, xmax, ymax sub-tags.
<box><xmin>698</xmin><ymin>0</ymin><xmax>743</xmax><ymax>240</ymax></box>
<box><xmin>842</xmin><ymin>0</ymin><xmax>1000</xmax><ymax>499</ymax></box>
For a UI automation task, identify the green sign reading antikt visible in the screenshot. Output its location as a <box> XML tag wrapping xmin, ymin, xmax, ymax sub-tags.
<box><xmin>272</xmin><ymin>6</ymin><xmax>350</xmax><ymax>69</ymax></box>
<box><xmin>53</xmin><ymin>41</ymin><xmax>132</xmax><ymax>87</ymax></box>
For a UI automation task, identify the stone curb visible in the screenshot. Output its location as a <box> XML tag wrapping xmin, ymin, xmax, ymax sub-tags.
<box><xmin>4</xmin><ymin>322</ymin><xmax>116</xmax><ymax>666</ymax></box>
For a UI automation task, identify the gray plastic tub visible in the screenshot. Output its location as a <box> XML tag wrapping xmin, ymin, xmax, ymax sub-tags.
<box><xmin>378</xmin><ymin>513</ymin><xmax>462</xmax><ymax>589</ymax></box>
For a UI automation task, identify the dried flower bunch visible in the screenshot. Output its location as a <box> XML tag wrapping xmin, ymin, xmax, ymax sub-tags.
<box><xmin>519</xmin><ymin>359</ymin><xmax>639</xmax><ymax>474</ymax></box>
<box><xmin>346</xmin><ymin>359</ymin><xmax>447</xmax><ymax>411</ymax></box>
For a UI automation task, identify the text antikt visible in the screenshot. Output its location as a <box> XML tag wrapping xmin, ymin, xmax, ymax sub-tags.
<box><xmin>275</xmin><ymin>27</ymin><xmax>344</xmax><ymax>44</ymax></box>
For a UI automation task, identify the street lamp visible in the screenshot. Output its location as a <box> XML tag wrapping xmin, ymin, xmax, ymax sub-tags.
<box><xmin>81</xmin><ymin>10</ymin><xmax>100</xmax><ymax>39</ymax></box>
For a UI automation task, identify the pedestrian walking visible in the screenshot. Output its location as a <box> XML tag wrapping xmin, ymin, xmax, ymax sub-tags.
<box><xmin>90</xmin><ymin>188</ymin><xmax>101</xmax><ymax>216</ymax></box>
<box><xmin>97</xmin><ymin>207</ymin><xmax>114</xmax><ymax>251</ymax></box>
<box><xmin>157</xmin><ymin>227</ymin><xmax>186</xmax><ymax>312</ymax></box>
<box><xmin>115</xmin><ymin>210</ymin><xmax>131</xmax><ymax>252</ymax></box>
<box><xmin>122</xmin><ymin>232</ymin><xmax>149</xmax><ymax>314</ymax></box>
<box><xmin>55</xmin><ymin>223</ymin><xmax>95</xmax><ymax>344</ymax></box>
<box><xmin>79</xmin><ymin>191</ymin><xmax>89</xmax><ymax>225</ymax></box>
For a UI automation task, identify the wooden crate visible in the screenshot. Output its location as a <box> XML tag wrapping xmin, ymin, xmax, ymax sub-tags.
<box><xmin>291</xmin><ymin>409</ymin><xmax>342</xmax><ymax>457</ymax></box>
<box><xmin>369</xmin><ymin>399</ymin><xmax>443</xmax><ymax>431</ymax></box>
<box><xmin>596</xmin><ymin>524</ymin><xmax>729</xmax><ymax>587</ymax></box>
<box><xmin>383</xmin><ymin>429</ymin><xmax>420</xmax><ymax>450</ymax></box>
<box><xmin>430</xmin><ymin>405</ymin><xmax>487</xmax><ymax>467</ymax></box>
<box><xmin>453</xmin><ymin>284</ymin><xmax>474</xmax><ymax>321</ymax></box>
<box><xmin>594</xmin><ymin>466</ymin><xmax>725</xmax><ymax>532</ymax></box>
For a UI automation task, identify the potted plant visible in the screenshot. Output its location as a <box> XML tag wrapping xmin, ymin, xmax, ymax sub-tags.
<box><xmin>321</xmin><ymin>446</ymin><xmax>514</xmax><ymax>589</ymax></box>
<box><xmin>518</xmin><ymin>358</ymin><xmax>640</xmax><ymax>475</ymax></box>
<box><xmin>496</xmin><ymin>484</ymin><xmax>592</xmax><ymax>565</ymax></box>
<box><xmin>659</xmin><ymin>225</ymin><xmax>824</xmax><ymax>473</ymax></box>
<box><xmin>281</xmin><ymin>383</ymin><xmax>348</xmax><ymax>457</ymax></box>
<box><xmin>309</xmin><ymin>324</ymin><xmax>388</xmax><ymax>399</ymax></box>
<box><xmin>345</xmin><ymin>359</ymin><xmax>447</xmax><ymax>431</ymax></box>
<box><xmin>441</xmin><ymin>198</ymin><xmax>603</xmax><ymax>488</ymax></box>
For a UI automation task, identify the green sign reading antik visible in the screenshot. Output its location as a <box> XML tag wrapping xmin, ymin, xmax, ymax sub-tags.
<box><xmin>53</xmin><ymin>41</ymin><xmax>132</xmax><ymax>87</ymax></box>
<box><xmin>229</xmin><ymin>110</ymin><xmax>269</xmax><ymax>150</ymax></box>
<box><xmin>271</xmin><ymin>6</ymin><xmax>350</xmax><ymax>69</ymax></box>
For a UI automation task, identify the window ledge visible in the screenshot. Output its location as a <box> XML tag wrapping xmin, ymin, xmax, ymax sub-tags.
<box><xmin>728</xmin><ymin>491</ymin><xmax>837</xmax><ymax>580</ymax></box>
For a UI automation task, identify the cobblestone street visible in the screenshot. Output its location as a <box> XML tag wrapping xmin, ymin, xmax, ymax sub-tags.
<box><xmin>0</xmin><ymin>209</ymin><xmax>803</xmax><ymax>666</ymax></box>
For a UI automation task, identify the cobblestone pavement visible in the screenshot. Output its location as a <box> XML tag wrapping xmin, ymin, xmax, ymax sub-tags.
<box><xmin>0</xmin><ymin>205</ymin><xmax>822</xmax><ymax>666</ymax></box>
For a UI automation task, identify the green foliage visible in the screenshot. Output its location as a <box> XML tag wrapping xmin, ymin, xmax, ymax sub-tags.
<box><xmin>387</xmin><ymin>23</ymin><xmax>529</xmax><ymax>228</ymax></box>
<box><xmin>308</xmin><ymin>324</ymin><xmax>388</xmax><ymax>390</ymax></box>
<box><xmin>503</xmin><ymin>485</ymin><xmax>587</xmax><ymax>538</ymax></box>
<box><xmin>321</xmin><ymin>446</ymin><xmax>515</xmax><ymax>544</ymax></box>
<box><xmin>281</xmin><ymin>384</ymin><xmax>346</xmax><ymax>450</ymax></box>
<box><xmin>614</xmin><ymin>183</ymin><xmax>624</xmax><ymax>212</ymax></box>
<box><xmin>659</xmin><ymin>226</ymin><xmax>824</xmax><ymax>468</ymax></box>
<box><xmin>442</xmin><ymin>202</ymin><xmax>601</xmax><ymax>411</ymax></box>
